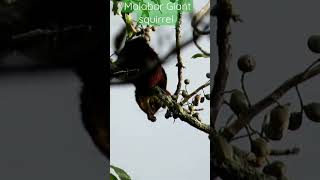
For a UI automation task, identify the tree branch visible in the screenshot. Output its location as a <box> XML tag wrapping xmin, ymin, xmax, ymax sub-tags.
<box><xmin>211</xmin><ymin>0</ymin><xmax>233</xmax><ymax>128</ymax></box>
<box><xmin>174</xmin><ymin>9</ymin><xmax>184</xmax><ymax>96</ymax></box>
<box><xmin>212</xmin><ymin>137</ymin><xmax>277</xmax><ymax>180</ymax></box>
<box><xmin>154</xmin><ymin>87</ymin><xmax>211</xmax><ymax>134</ymax></box>
<box><xmin>191</xmin><ymin>1</ymin><xmax>210</xmax><ymax>35</ymax></box>
<box><xmin>270</xmin><ymin>147</ymin><xmax>300</xmax><ymax>156</ymax></box>
<box><xmin>180</xmin><ymin>81</ymin><xmax>210</xmax><ymax>105</ymax></box>
<box><xmin>223</xmin><ymin>63</ymin><xmax>320</xmax><ymax>140</ymax></box>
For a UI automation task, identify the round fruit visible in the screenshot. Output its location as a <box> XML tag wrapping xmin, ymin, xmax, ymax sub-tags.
<box><xmin>269</xmin><ymin>105</ymin><xmax>290</xmax><ymax>132</ymax></box>
<box><xmin>288</xmin><ymin>112</ymin><xmax>303</xmax><ymax>130</ymax></box>
<box><xmin>230</xmin><ymin>90</ymin><xmax>249</xmax><ymax>115</ymax></box>
<box><xmin>304</xmin><ymin>102</ymin><xmax>320</xmax><ymax>122</ymax></box>
<box><xmin>251</xmin><ymin>138</ymin><xmax>270</xmax><ymax>157</ymax></box>
<box><xmin>237</xmin><ymin>54</ymin><xmax>256</xmax><ymax>72</ymax></box>
<box><xmin>193</xmin><ymin>95</ymin><xmax>201</xmax><ymax>106</ymax></box>
<box><xmin>307</xmin><ymin>35</ymin><xmax>320</xmax><ymax>53</ymax></box>
<box><xmin>263</xmin><ymin>161</ymin><xmax>286</xmax><ymax>178</ymax></box>
<box><xmin>165</xmin><ymin>111</ymin><xmax>171</xmax><ymax>119</ymax></box>
<box><xmin>184</xmin><ymin>79</ymin><xmax>190</xmax><ymax>84</ymax></box>
<box><xmin>205</xmin><ymin>94</ymin><xmax>210</xmax><ymax>100</ymax></box>
<box><xmin>264</xmin><ymin>124</ymin><xmax>283</xmax><ymax>141</ymax></box>
<box><xmin>206</xmin><ymin>73</ymin><xmax>210</xmax><ymax>78</ymax></box>
<box><xmin>181</xmin><ymin>90</ymin><xmax>188</xmax><ymax>97</ymax></box>
<box><xmin>172</xmin><ymin>113</ymin><xmax>178</xmax><ymax>119</ymax></box>
<box><xmin>200</xmin><ymin>97</ymin><xmax>205</xmax><ymax>103</ymax></box>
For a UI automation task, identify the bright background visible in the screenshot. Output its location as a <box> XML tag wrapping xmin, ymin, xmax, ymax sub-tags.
<box><xmin>110</xmin><ymin>0</ymin><xmax>210</xmax><ymax>180</ymax></box>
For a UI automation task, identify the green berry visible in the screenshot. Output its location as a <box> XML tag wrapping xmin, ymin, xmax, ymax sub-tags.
<box><xmin>269</xmin><ymin>105</ymin><xmax>290</xmax><ymax>132</ymax></box>
<box><xmin>181</xmin><ymin>90</ymin><xmax>188</xmax><ymax>97</ymax></box>
<box><xmin>263</xmin><ymin>161</ymin><xmax>286</xmax><ymax>178</ymax></box>
<box><xmin>230</xmin><ymin>90</ymin><xmax>249</xmax><ymax>115</ymax></box>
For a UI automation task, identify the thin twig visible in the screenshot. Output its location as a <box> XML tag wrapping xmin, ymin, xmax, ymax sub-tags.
<box><xmin>180</xmin><ymin>81</ymin><xmax>210</xmax><ymax>105</ymax></box>
<box><xmin>191</xmin><ymin>1</ymin><xmax>210</xmax><ymax>35</ymax></box>
<box><xmin>295</xmin><ymin>85</ymin><xmax>304</xmax><ymax>112</ymax></box>
<box><xmin>304</xmin><ymin>58</ymin><xmax>320</xmax><ymax>74</ymax></box>
<box><xmin>193</xmin><ymin>31</ymin><xmax>210</xmax><ymax>56</ymax></box>
<box><xmin>231</xmin><ymin>132</ymin><xmax>256</xmax><ymax>141</ymax></box>
<box><xmin>270</xmin><ymin>147</ymin><xmax>300</xmax><ymax>156</ymax></box>
<box><xmin>261</xmin><ymin>114</ymin><xmax>268</xmax><ymax>135</ymax></box>
<box><xmin>223</xmin><ymin>63</ymin><xmax>320</xmax><ymax>140</ymax></box>
<box><xmin>241</xmin><ymin>73</ymin><xmax>252</xmax><ymax>107</ymax></box>
<box><xmin>174</xmin><ymin>7</ymin><xmax>184</xmax><ymax>96</ymax></box>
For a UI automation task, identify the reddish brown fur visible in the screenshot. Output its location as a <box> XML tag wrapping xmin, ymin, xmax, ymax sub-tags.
<box><xmin>118</xmin><ymin>37</ymin><xmax>168</xmax><ymax>121</ymax></box>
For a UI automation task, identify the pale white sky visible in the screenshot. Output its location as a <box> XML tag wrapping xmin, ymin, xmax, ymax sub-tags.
<box><xmin>110</xmin><ymin>1</ymin><xmax>210</xmax><ymax>180</ymax></box>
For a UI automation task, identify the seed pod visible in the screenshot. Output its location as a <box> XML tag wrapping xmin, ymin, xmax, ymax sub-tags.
<box><xmin>213</xmin><ymin>135</ymin><xmax>233</xmax><ymax>163</ymax></box>
<box><xmin>230</xmin><ymin>90</ymin><xmax>249</xmax><ymax>115</ymax></box>
<box><xmin>193</xmin><ymin>95</ymin><xmax>201</xmax><ymax>106</ymax></box>
<box><xmin>264</xmin><ymin>123</ymin><xmax>283</xmax><ymax>141</ymax></box>
<box><xmin>205</xmin><ymin>94</ymin><xmax>210</xmax><ymax>100</ymax></box>
<box><xmin>184</xmin><ymin>79</ymin><xmax>190</xmax><ymax>85</ymax></box>
<box><xmin>165</xmin><ymin>111</ymin><xmax>171</xmax><ymax>119</ymax></box>
<box><xmin>181</xmin><ymin>90</ymin><xmax>188</xmax><ymax>97</ymax></box>
<box><xmin>251</xmin><ymin>138</ymin><xmax>270</xmax><ymax>158</ymax></box>
<box><xmin>269</xmin><ymin>105</ymin><xmax>290</xmax><ymax>132</ymax></box>
<box><xmin>307</xmin><ymin>35</ymin><xmax>320</xmax><ymax>53</ymax></box>
<box><xmin>172</xmin><ymin>113</ymin><xmax>178</xmax><ymax>119</ymax></box>
<box><xmin>304</xmin><ymin>102</ymin><xmax>320</xmax><ymax>122</ymax></box>
<box><xmin>288</xmin><ymin>112</ymin><xmax>303</xmax><ymax>131</ymax></box>
<box><xmin>200</xmin><ymin>97</ymin><xmax>205</xmax><ymax>103</ymax></box>
<box><xmin>263</xmin><ymin>161</ymin><xmax>286</xmax><ymax>178</ymax></box>
<box><xmin>237</xmin><ymin>54</ymin><xmax>256</xmax><ymax>72</ymax></box>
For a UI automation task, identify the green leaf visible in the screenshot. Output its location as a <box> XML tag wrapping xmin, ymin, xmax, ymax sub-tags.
<box><xmin>124</xmin><ymin>14</ymin><xmax>135</xmax><ymax>39</ymax></box>
<box><xmin>110</xmin><ymin>174</ymin><xmax>118</xmax><ymax>180</ymax></box>
<box><xmin>191</xmin><ymin>53</ymin><xmax>209</xmax><ymax>59</ymax></box>
<box><xmin>111</xmin><ymin>165</ymin><xmax>131</xmax><ymax>180</ymax></box>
